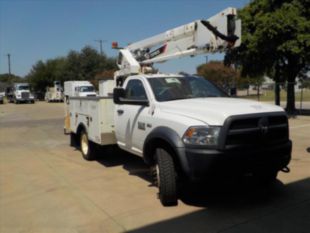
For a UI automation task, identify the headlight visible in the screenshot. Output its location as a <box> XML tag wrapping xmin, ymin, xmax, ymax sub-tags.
<box><xmin>182</xmin><ymin>126</ymin><xmax>221</xmax><ymax>146</ymax></box>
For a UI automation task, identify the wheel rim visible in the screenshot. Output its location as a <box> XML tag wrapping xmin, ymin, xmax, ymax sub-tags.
<box><xmin>81</xmin><ymin>133</ymin><xmax>88</xmax><ymax>155</ymax></box>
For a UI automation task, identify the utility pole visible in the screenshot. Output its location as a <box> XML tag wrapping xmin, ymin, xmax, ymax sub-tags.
<box><xmin>95</xmin><ymin>39</ymin><xmax>106</xmax><ymax>56</ymax></box>
<box><xmin>7</xmin><ymin>53</ymin><xmax>11</xmax><ymax>75</ymax></box>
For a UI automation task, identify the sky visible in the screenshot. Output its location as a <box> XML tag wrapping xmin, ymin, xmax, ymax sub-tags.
<box><xmin>0</xmin><ymin>0</ymin><xmax>249</xmax><ymax>77</ymax></box>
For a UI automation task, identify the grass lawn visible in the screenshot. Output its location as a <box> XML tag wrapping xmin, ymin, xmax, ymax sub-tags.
<box><xmin>239</xmin><ymin>89</ymin><xmax>310</xmax><ymax>102</ymax></box>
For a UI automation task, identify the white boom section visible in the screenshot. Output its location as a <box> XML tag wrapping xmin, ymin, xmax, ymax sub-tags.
<box><xmin>116</xmin><ymin>7</ymin><xmax>241</xmax><ymax>78</ymax></box>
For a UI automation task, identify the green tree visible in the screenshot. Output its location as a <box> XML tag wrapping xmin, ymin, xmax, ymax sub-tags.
<box><xmin>63</xmin><ymin>51</ymin><xmax>83</xmax><ymax>81</ymax></box>
<box><xmin>0</xmin><ymin>73</ymin><xmax>23</xmax><ymax>83</ymax></box>
<box><xmin>27</xmin><ymin>46</ymin><xmax>117</xmax><ymax>92</ymax></box>
<box><xmin>197</xmin><ymin>61</ymin><xmax>238</xmax><ymax>92</ymax></box>
<box><xmin>26</xmin><ymin>58</ymin><xmax>66</xmax><ymax>92</ymax></box>
<box><xmin>63</xmin><ymin>46</ymin><xmax>116</xmax><ymax>81</ymax></box>
<box><xmin>225</xmin><ymin>0</ymin><xmax>310</xmax><ymax>114</ymax></box>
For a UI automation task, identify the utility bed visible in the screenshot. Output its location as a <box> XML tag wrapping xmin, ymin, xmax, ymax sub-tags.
<box><xmin>69</xmin><ymin>97</ymin><xmax>116</xmax><ymax>145</ymax></box>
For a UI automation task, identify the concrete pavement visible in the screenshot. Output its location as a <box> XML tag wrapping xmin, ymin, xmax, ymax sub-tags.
<box><xmin>0</xmin><ymin>102</ymin><xmax>309</xmax><ymax>233</ymax></box>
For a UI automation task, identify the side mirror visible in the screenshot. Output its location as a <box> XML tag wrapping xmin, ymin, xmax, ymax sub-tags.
<box><xmin>113</xmin><ymin>88</ymin><xmax>125</xmax><ymax>104</ymax></box>
<box><xmin>113</xmin><ymin>88</ymin><xmax>149</xmax><ymax>106</ymax></box>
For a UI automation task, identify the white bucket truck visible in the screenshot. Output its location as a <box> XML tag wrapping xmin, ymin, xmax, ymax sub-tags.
<box><xmin>65</xmin><ymin>8</ymin><xmax>291</xmax><ymax>206</ymax></box>
<box><xmin>45</xmin><ymin>81</ymin><xmax>64</xmax><ymax>102</ymax></box>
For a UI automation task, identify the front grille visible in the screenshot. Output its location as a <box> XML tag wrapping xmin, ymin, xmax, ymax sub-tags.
<box><xmin>224</xmin><ymin>114</ymin><xmax>288</xmax><ymax>149</ymax></box>
<box><xmin>21</xmin><ymin>92</ymin><xmax>30</xmax><ymax>99</ymax></box>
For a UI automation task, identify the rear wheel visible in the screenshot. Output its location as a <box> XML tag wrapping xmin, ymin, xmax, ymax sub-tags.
<box><xmin>153</xmin><ymin>148</ymin><xmax>178</xmax><ymax>206</ymax></box>
<box><xmin>256</xmin><ymin>170</ymin><xmax>278</xmax><ymax>185</ymax></box>
<box><xmin>80</xmin><ymin>130</ymin><xmax>96</xmax><ymax>161</ymax></box>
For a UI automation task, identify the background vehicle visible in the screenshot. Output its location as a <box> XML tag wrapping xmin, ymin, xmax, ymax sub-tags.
<box><xmin>65</xmin><ymin>8</ymin><xmax>291</xmax><ymax>206</ymax></box>
<box><xmin>99</xmin><ymin>79</ymin><xmax>114</xmax><ymax>97</ymax></box>
<box><xmin>45</xmin><ymin>81</ymin><xmax>64</xmax><ymax>102</ymax></box>
<box><xmin>0</xmin><ymin>92</ymin><xmax>5</xmax><ymax>104</ymax></box>
<box><xmin>6</xmin><ymin>83</ymin><xmax>35</xmax><ymax>104</ymax></box>
<box><xmin>63</xmin><ymin>81</ymin><xmax>97</xmax><ymax>134</ymax></box>
<box><xmin>64</xmin><ymin>81</ymin><xmax>97</xmax><ymax>99</ymax></box>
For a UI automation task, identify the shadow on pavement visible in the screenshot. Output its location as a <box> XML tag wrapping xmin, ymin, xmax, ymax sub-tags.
<box><xmin>180</xmin><ymin>177</ymin><xmax>283</xmax><ymax>208</ymax></box>
<box><xmin>96</xmin><ymin>146</ymin><xmax>152</xmax><ymax>183</ymax></box>
<box><xmin>95</xmin><ymin>147</ymin><xmax>310</xmax><ymax>232</ymax></box>
<box><xmin>127</xmin><ymin>177</ymin><xmax>310</xmax><ymax>233</ymax></box>
<box><xmin>297</xmin><ymin>109</ymin><xmax>310</xmax><ymax>116</ymax></box>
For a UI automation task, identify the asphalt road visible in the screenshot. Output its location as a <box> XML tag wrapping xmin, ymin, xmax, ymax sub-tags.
<box><xmin>0</xmin><ymin>102</ymin><xmax>309</xmax><ymax>233</ymax></box>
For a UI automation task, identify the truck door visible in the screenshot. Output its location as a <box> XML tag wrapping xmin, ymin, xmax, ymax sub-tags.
<box><xmin>115</xmin><ymin>79</ymin><xmax>151</xmax><ymax>156</ymax></box>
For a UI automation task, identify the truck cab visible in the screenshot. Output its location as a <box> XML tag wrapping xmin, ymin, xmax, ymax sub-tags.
<box><xmin>9</xmin><ymin>83</ymin><xmax>35</xmax><ymax>104</ymax></box>
<box><xmin>76</xmin><ymin>85</ymin><xmax>96</xmax><ymax>97</ymax></box>
<box><xmin>113</xmin><ymin>74</ymin><xmax>291</xmax><ymax>204</ymax></box>
<box><xmin>64</xmin><ymin>81</ymin><xmax>97</xmax><ymax>99</ymax></box>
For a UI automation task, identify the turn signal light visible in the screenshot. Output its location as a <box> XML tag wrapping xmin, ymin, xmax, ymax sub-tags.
<box><xmin>112</xmin><ymin>42</ymin><xmax>118</xmax><ymax>49</ymax></box>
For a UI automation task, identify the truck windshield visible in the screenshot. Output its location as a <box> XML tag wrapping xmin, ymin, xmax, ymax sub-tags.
<box><xmin>79</xmin><ymin>86</ymin><xmax>95</xmax><ymax>92</ymax></box>
<box><xmin>17</xmin><ymin>85</ymin><xmax>29</xmax><ymax>91</ymax></box>
<box><xmin>148</xmin><ymin>76</ymin><xmax>226</xmax><ymax>102</ymax></box>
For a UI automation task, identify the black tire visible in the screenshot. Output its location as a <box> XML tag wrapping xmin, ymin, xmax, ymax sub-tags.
<box><xmin>70</xmin><ymin>133</ymin><xmax>78</xmax><ymax>147</ymax></box>
<box><xmin>154</xmin><ymin>148</ymin><xmax>178</xmax><ymax>206</ymax></box>
<box><xmin>256</xmin><ymin>170</ymin><xmax>278</xmax><ymax>185</ymax></box>
<box><xmin>80</xmin><ymin>130</ymin><xmax>96</xmax><ymax>161</ymax></box>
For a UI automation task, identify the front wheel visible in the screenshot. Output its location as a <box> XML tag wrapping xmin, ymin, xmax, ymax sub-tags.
<box><xmin>255</xmin><ymin>170</ymin><xmax>278</xmax><ymax>185</ymax></box>
<box><xmin>153</xmin><ymin>148</ymin><xmax>178</xmax><ymax>206</ymax></box>
<box><xmin>80</xmin><ymin>130</ymin><xmax>96</xmax><ymax>161</ymax></box>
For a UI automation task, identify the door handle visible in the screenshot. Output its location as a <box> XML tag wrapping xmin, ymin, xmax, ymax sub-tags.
<box><xmin>117</xmin><ymin>109</ymin><xmax>124</xmax><ymax>115</ymax></box>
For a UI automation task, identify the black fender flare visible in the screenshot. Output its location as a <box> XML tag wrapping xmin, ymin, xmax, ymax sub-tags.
<box><xmin>143</xmin><ymin>126</ymin><xmax>190</xmax><ymax>175</ymax></box>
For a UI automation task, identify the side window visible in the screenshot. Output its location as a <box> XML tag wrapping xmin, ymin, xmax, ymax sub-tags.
<box><xmin>125</xmin><ymin>80</ymin><xmax>147</xmax><ymax>100</ymax></box>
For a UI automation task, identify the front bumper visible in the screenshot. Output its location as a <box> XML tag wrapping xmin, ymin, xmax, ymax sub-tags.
<box><xmin>16</xmin><ymin>98</ymin><xmax>34</xmax><ymax>102</ymax></box>
<box><xmin>177</xmin><ymin>140</ymin><xmax>292</xmax><ymax>181</ymax></box>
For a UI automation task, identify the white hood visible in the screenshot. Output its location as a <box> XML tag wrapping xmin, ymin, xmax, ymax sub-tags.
<box><xmin>159</xmin><ymin>98</ymin><xmax>284</xmax><ymax>125</ymax></box>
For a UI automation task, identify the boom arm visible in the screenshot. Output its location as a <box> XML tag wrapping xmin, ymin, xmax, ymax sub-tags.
<box><xmin>115</xmin><ymin>7</ymin><xmax>241</xmax><ymax>78</ymax></box>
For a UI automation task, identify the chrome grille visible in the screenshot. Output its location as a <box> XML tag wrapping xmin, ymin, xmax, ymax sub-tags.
<box><xmin>21</xmin><ymin>92</ymin><xmax>30</xmax><ymax>99</ymax></box>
